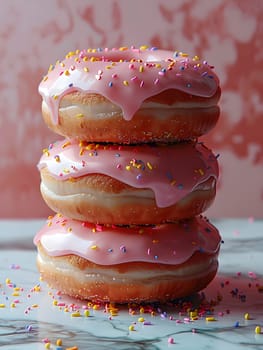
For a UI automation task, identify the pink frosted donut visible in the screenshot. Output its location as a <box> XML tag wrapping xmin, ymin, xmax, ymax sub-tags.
<box><xmin>39</xmin><ymin>46</ymin><xmax>221</xmax><ymax>143</ymax></box>
<box><xmin>34</xmin><ymin>214</ymin><xmax>221</xmax><ymax>302</ymax></box>
<box><xmin>38</xmin><ymin>140</ymin><xmax>219</xmax><ymax>224</ymax></box>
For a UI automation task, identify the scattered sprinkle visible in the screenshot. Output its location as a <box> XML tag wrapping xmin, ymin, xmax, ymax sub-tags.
<box><xmin>206</xmin><ymin>317</ymin><xmax>216</xmax><ymax>322</ymax></box>
<box><xmin>56</xmin><ymin>339</ymin><xmax>63</xmax><ymax>346</ymax></box>
<box><xmin>244</xmin><ymin>313</ymin><xmax>251</xmax><ymax>320</ymax></box>
<box><xmin>71</xmin><ymin>311</ymin><xmax>81</xmax><ymax>317</ymax></box>
<box><xmin>255</xmin><ymin>326</ymin><xmax>261</xmax><ymax>334</ymax></box>
<box><xmin>168</xmin><ymin>337</ymin><xmax>175</xmax><ymax>344</ymax></box>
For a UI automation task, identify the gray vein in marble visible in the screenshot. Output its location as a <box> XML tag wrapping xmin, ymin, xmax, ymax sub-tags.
<box><xmin>0</xmin><ymin>319</ymin><xmax>161</xmax><ymax>350</ymax></box>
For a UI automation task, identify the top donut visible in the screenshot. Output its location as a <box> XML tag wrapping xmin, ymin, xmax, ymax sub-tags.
<box><xmin>39</xmin><ymin>46</ymin><xmax>221</xmax><ymax>143</ymax></box>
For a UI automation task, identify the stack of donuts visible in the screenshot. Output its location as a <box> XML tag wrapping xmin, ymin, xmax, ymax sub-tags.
<box><xmin>34</xmin><ymin>46</ymin><xmax>222</xmax><ymax>303</ymax></box>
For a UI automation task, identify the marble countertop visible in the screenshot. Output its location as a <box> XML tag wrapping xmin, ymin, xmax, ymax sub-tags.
<box><xmin>0</xmin><ymin>218</ymin><xmax>262</xmax><ymax>350</ymax></box>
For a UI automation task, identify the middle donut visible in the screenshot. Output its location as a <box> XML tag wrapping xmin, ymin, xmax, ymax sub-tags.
<box><xmin>38</xmin><ymin>140</ymin><xmax>219</xmax><ymax>224</ymax></box>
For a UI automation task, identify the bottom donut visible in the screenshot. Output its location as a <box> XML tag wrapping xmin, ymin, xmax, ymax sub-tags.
<box><xmin>34</xmin><ymin>214</ymin><xmax>221</xmax><ymax>303</ymax></box>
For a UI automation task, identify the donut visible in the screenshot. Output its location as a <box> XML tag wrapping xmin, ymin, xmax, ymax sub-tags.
<box><xmin>34</xmin><ymin>214</ymin><xmax>221</xmax><ymax>303</ymax></box>
<box><xmin>39</xmin><ymin>46</ymin><xmax>221</xmax><ymax>143</ymax></box>
<box><xmin>38</xmin><ymin>140</ymin><xmax>219</xmax><ymax>224</ymax></box>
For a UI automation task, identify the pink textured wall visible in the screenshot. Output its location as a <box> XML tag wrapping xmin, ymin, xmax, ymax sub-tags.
<box><xmin>0</xmin><ymin>0</ymin><xmax>262</xmax><ymax>218</ymax></box>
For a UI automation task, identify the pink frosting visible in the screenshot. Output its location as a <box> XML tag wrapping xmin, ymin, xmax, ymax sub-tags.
<box><xmin>34</xmin><ymin>214</ymin><xmax>221</xmax><ymax>265</ymax></box>
<box><xmin>38</xmin><ymin>140</ymin><xmax>219</xmax><ymax>208</ymax></box>
<box><xmin>38</xmin><ymin>46</ymin><xmax>220</xmax><ymax>122</ymax></box>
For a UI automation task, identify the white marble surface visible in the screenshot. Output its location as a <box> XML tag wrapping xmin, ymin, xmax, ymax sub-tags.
<box><xmin>0</xmin><ymin>218</ymin><xmax>262</xmax><ymax>350</ymax></box>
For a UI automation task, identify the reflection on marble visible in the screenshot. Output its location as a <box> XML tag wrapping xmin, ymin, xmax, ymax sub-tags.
<box><xmin>0</xmin><ymin>219</ymin><xmax>262</xmax><ymax>350</ymax></box>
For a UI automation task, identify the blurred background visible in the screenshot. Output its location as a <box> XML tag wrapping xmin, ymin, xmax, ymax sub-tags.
<box><xmin>0</xmin><ymin>0</ymin><xmax>262</xmax><ymax>219</ymax></box>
